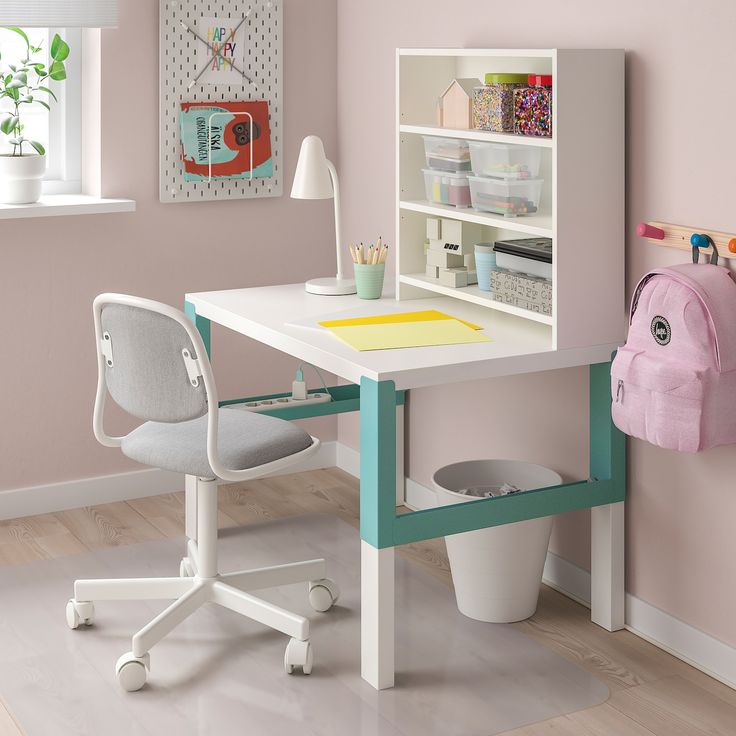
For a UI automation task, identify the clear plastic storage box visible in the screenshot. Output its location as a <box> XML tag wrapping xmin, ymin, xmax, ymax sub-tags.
<box><xmin>422</xmin><ymin>135</ymin><xmax>471</xmax><ymax>172</ymax></box>
<box><xmin>468</xmin><ymin>175</ymin><xmax>543</xmax><ymax>217</ymax></box>
<box><xmin>468</xmin><ymin>141</ymin><xmax>541</xmax><ymax>180</ymax></box>
<box><xmin>423</xmin><ymin>168</ymin><xmax>471</xmax><ymax>208</ymax></box>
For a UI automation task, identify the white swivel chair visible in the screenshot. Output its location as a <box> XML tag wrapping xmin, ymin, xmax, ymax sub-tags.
<box><xmin>66</xmin><ymin>293</ymin><xmax>339</xmax><ymax>691</ymax></box>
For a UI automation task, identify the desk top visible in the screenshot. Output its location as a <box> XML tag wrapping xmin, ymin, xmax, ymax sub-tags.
<box><xmin>186</xmin><ymin>284</ymin><xmax>619</xmax><ymax>390</ymax></box>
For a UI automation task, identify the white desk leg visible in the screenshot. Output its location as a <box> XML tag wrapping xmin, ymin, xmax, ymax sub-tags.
<box><xmin>395</xmin><ymin>404</ymin><xmax>405</xmax><ymax>506</ymax></box>
<box><xmin>361</xmin><ymin>541</ymin><xmax>395</xmax><ymax>689</ymax></box>
<box><xmin>591</xmin><ymin>501</ymin><xmax>625</xmax><ymax>631</ymax></box>
<box><xmin>185</xmin><ymin>474</ymin><xmax>198</xmax><ymax>541</ymax></box>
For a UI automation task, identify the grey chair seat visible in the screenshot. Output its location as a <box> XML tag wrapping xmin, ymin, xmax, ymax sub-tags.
<box><xmin>121</xmin><ymin>407</ymin><xmax>314</xmax><ymax>478</ymax></box>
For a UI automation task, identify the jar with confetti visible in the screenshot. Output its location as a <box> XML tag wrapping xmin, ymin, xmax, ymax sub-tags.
<box><xmin>473</xmin><ymin>73</ymin><xmax>528</xmax><ymax>132</ymax></box>
<box><xmin>514</xmin><ymin>75</ymin><xmax>553</xmax><ymax>138</ymax></box>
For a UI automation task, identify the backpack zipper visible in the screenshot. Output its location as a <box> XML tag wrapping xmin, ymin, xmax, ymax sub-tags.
<box><xmin>616</xmin><ymin>379</ymin><xmax>623</xmax><ymax>403</ymax></box>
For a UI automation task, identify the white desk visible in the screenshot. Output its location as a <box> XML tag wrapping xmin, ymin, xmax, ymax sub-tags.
<box><xmin>185</xmin><ymin>284</ymin><xmax>626</xmax><ymax>689</ymax></box>
<box><xmin>186</xmin><ymin>284</ymin><xmax>619</xmax><ymax>388</ymax></box>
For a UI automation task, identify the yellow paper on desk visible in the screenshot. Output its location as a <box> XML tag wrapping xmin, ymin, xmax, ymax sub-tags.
<box><xmin>319</xmin><ymin>309</ymin><xmax>482</xmax><ymax>331</ymax></box>
<box><xmin>327</xmin><ymin>320</ymin><xmax>491</xmax><ymax>351</ymax></box>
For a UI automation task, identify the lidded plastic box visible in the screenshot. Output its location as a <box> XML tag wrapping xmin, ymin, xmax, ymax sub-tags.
<box><xmin>422</xmin><ymin>135</ymin><xmax>471</xmax><ymax>172</ymax></box>
<box><xmin>514</xmin><ymin>75</ymin><xmax>553</xmax><ymax>138</ymax></box>
<box><xmin>473</xmin><ymin>73</ymin><xmax>528</xmax><ymax>132</ymax></box>
<box><xmin>493</xmin><ymin>237</ymin><xmax>553</xmax><ymax>279</ymax></box>
<box><xmin>468</xmin><ymin>141</ymin><xmax>541</xmax><ymax>179</ymax></box>
<box><xmin>423</xmin><ymin>168</ymin><xmax>471</xmax><ymax>208</ymax></box>
<box><xmin>468</xmin><ymin>175</ymin><xmax>542</xmax><ymax>217</ymax></box>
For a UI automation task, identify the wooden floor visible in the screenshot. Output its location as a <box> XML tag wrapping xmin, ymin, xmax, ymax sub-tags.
<box><xmin>0</xmin><ymin>467</ymin><xmax>734</xmax><ymax>736</ymax></box>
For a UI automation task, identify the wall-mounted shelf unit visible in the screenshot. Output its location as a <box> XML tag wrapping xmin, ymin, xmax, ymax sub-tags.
<box><xmin>395</xmin><ymin>48</ymin><xmax>625</xmax><ymax>351</ymax></box>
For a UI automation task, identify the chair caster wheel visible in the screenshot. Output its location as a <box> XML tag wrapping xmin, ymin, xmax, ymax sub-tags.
<box><xmin>284</xmin><ymin>638</ymin><xmax>313</xmax><ymax>675</ymax></box>
<box><xmin>179</xmin><ymin>557</ymin><xmax>195</xmax><ymax>577</ymax></box>
<box><xmin>115</xmin><ymin>652</ymin><xmax>150</xmax><ymax>692</ymax></box>
<box><xmin>66</xmin><ymin>599</ymin><xmax>95</xmax><ymax>629</ymax></box>
<box><xmin>308</xmin><ymin>578</ymin><xmax>340</xmax><ymax>612</ymax></box>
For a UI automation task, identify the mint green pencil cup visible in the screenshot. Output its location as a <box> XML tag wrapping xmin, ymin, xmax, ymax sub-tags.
<box><xmin>354</xmin><ymin>263</ymin><xmax>385</xmax><ymax>299</ymax></box>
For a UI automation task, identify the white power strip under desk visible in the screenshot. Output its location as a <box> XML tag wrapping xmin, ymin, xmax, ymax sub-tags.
<box><xmin>231</xmin><ymin>393</ymin><xmax>332</xmax><ymax>413</ymax></box>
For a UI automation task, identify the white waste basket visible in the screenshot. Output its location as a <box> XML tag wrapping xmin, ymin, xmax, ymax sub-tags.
<box><xmin>432</xmin><ymin>459</ymin><xmax>561</xmax><ymax>623</ymax></box>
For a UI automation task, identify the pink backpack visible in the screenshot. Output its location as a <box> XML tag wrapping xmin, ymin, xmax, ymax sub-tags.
<box><xmin>611</xmin><ymin>262</ymin><xmax>736</xmax><ymax>452</ymax></box>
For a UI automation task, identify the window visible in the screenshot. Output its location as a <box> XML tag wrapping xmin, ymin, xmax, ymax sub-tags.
<box><xmin>0</xmin><ymin>26</ymin><xmax>81</xmax><ymax>194</ymax></box>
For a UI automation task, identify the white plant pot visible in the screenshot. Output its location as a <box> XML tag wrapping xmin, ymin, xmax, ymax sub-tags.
<box><xmin>433</xmin><ymin>459</ymin><xmax>561</xmax><ymax>623</ymax></box>
<box><xmin>0</xmin><ymin>154</ymin><xmax>46</xmax><ymax>204</ymax></box>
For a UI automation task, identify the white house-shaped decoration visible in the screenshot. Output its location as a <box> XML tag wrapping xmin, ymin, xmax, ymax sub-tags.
<box><xmin>438</xmin><ymin>78</ymin><xmax>479</xmax><ymax>129</ymax></box>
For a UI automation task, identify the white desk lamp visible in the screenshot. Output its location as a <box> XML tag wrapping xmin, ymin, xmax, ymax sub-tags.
<box><xmin>290</xmin><ymin>135</ymin><xmax>356</xmax><ymax>295</ymax></box>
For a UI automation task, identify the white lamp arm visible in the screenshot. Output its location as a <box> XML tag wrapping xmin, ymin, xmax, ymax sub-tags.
<box><xmin>325</xmin><ymin>159</ymin><xmax>344</xmax><ymax>280</ymax></box>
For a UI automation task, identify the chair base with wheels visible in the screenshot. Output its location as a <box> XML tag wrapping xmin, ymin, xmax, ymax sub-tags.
<box><xmin>67</xmin><ymin>479</ymin><xmax>339</xmax><ymax>691</ymax></box>
<box><xmin>67</xmin><ymin>294</ymin><xmax>339</xmax><ymax>691</ymax></box>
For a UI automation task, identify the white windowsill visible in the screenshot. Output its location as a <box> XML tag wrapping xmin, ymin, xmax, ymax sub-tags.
<box><xmin>0</xmin><ymin>194</ymin><xmax>136</xmax><ymax>220</ymax></box>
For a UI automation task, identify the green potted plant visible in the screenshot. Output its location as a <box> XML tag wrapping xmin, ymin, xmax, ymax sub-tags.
<box><xmin>0</xmin><ymin>27</ymin><xmax>68</xmax><ymax>204</ymax></box>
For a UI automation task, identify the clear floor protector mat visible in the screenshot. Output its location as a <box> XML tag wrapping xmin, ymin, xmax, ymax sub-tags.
<box><xmin>0</xmin><ymin>514</ymin><xmax>608</xmax><ymax>736</ymax></box>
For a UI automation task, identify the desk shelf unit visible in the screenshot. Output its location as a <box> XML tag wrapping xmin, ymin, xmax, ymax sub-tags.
<box><xmin>396</xmin><ymin>48</ymin><xmax>625</xmax><ymax>350</ymax></box>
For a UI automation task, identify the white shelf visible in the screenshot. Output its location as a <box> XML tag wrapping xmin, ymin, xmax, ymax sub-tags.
<box><xmin>398</xmin><ymin>48</ymin><xmax>554</xmax><ymax>59</ymax></box>
<box><xmin>400</xmin><ymin>273</ymin><xmax>554</xmax><ymax>325</ymax></box>
<box><xmin>399</xmin><ymin>200</ymin><xmax>553</xmax><ymax>237</ymax></box>
<box><xmin>0</xmin><ymin>194</ymin><xmax>136</xmax><ymax>220</ymax></box>
<box><xmin>400</xmin><ymin>124</ymin><xmax>553</xmax><ymax>148</ymax></box>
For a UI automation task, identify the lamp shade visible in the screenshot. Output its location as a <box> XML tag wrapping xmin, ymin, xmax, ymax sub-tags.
<box><xmin>290</xmin><ymin>135</ymin><xmax>334</xmax><ymax>200</ymax></box>
<box><xmin>0</xmin><ymin>0</ymin><xmax>118</xmax><ymax>27</ymax></box>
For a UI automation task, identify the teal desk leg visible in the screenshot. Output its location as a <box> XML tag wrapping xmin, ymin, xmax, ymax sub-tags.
<box><xmin>183</xmin><ymin>302</ymin><xmax>212</xmax><ymax>544</ymax></box>
<box><xmin>589</xmin><ymin>360</ymin><xmax>626</xmax><ymax>631</ymax></box>
<box><xmin>184</xmin><ymin>301</ymin><xmax>211</xmax><ymax>359</ymax></box>
<box><xmin>359</xmin><ymin>377</ymin><xmax>397</xmax><ymax>690</ymax></box>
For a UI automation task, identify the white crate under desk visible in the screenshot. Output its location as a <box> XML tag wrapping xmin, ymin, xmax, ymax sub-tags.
<box><xmin>395</xmin><ymin>48</ymin><xmax>625</xmax><ymax>352</ymax></box>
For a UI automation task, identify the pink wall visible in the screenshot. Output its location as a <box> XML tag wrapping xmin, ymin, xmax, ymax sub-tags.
<box><xmin>0</xmin><ymin>0</ymin><xmax>339</xmax><ymax>491</ymax></box>
<box><xmin>336</xmin><ymin>0</ymin><xmax>736</xmax><ymax>646</ymax></box>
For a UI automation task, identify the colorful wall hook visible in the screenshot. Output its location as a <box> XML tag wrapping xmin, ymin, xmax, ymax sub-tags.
<box><xmin>636</xmin><ymin>221</ymin><xmax>736</xmax><ymax>261</ymax></box>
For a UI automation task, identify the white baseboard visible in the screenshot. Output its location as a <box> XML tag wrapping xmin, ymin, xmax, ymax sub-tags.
<box><xmin>541</xmin><ymin>552</ymin><xmax>736</xmax><ymax>690</ymax></box>
<box><xmin>625</xmin><ymin>593</ymin><xmax>736</xmax><ymax>690</ymax></box>
<box><xmin>542</xmin><ymin>551</ymin><xmax>592</xmax><ymax>608</ymax></box>
<box><xmin>335</xmin><ymin>448</ymin><xmax>736</xmax><ymax>692</ymax></box>
<box><xmin>0</xmin><ymin>441</ymin><xmax>337</xmax><ymax>521</ymax></box>
<box><xmin>405</xmin><ymin>477</ymin><xmax>439</xmax><ymax>511</ymax></box>
<box><xmin>335</xmin><ymin>441</ymin><xmax>359</xmax><ymax>478</ymax></box>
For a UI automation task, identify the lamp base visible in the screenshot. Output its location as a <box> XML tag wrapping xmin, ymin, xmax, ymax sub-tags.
<box><xmin>305</xmin><ymin>277</ymin><xmax>357</xmax><ymax>296</ymax></box>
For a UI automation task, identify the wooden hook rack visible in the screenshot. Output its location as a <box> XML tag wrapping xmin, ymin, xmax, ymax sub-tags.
<box><xmin>637</xmin><ymin>221</ymin><xmax>736</xmax><ymax>261</ymax></box>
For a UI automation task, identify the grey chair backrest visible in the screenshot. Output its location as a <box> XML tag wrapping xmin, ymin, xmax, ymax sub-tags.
<box><xmin>99</xmin><ymin>302</ymin><xmax>208</xmax><ymax>423</ymax></box>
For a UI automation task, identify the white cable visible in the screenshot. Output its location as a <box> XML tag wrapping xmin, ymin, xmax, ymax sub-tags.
<box><xmin>298</xmin><ymin>363</ymin><xmax>333</xmax><ymax>400</ymax></box>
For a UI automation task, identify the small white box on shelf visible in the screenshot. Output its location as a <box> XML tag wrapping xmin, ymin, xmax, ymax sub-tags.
<box><xmin>427</xmin><ymin>250</ymin><xmax>465</xmax><ymax>268</ymax></box>
<box><xmin>440</xmin><ymin>218</ymin><xmax>463</xmax><ymax>245</ymax></box>
<box><xmin>430</xmin><ymin>238</ymin><xmax>475</xmax><ymax>258</ymax></box>
<box><xmin>426</xmin><ymin>217</ymin><xmax>441</xmax><ymax>240</ymax></box>
<box><xmin>467</xmin><ymin>269</ymin><xmax>478</xmax><ymax>285</ymax></box>
<box><xmin>426</xmin><ymin>264</ymin><xmax>440</xmax><ymax>278</ymax></box>
<box><xmin>439</xmin><ymin>267</ymin><xmax>469</xmax><ymax>288</ymax></box>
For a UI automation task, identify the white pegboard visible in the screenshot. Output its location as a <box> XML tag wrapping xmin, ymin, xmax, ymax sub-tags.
<box><xmin>159</xmin><ymin>0</ymin><xmax>282</xmax><ymax>203</ymax></box>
